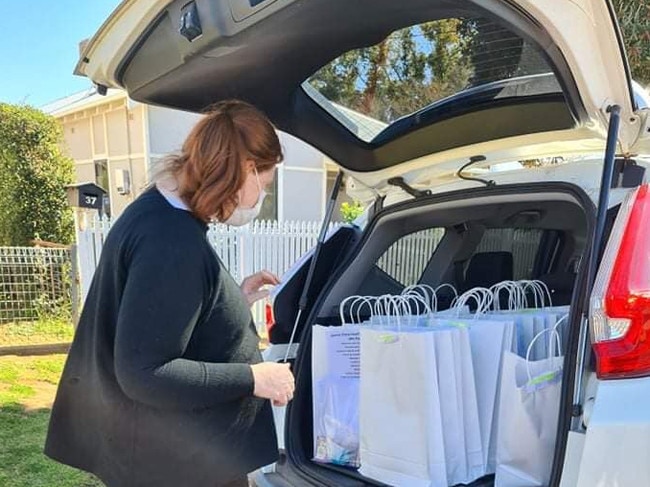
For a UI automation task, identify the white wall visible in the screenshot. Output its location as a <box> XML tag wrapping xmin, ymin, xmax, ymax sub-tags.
<box><xmin>278</xmin><ymin>131</ymin><xmax>326</xmax><ymax>221</ymax></box>
<box><xmin>147</xmin><ymin>105</ymin><xmax>202</xmax><ymax>157</ymax></box>
<box><xmin>58</xmin><ymin>97</ymin><xmax>149</xmax><ymax>218</ymax></box>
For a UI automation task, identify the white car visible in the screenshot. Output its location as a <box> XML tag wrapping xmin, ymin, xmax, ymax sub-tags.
<box><xmin>80</xmin><ymin>1</ymin><xmax>650</xmax><ymax>486</ymax></box>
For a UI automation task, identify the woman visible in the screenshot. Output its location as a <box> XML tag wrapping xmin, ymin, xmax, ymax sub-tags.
<box><xmin>45</xmin><ymin>100</ymin><xmax>295</xmax><ymax>487</ymax></box>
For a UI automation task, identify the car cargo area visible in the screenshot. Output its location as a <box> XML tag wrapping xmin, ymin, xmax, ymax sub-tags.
<box><xmin>283</xmin><ymin>183</ymin><xmax>594</xmax><ymax>487</ymax></box>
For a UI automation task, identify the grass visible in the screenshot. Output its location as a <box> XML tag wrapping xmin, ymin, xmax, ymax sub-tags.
<box><xmin>0</xmin><ymin>318</ymin><xmax>75</xmax><ymax>347</ymax></box>
<box><xmin>0</xmin><ymin>354</ymin><xmax>104</xmax><ymax>487</ymax></box>
<box><xmin>0</xmin><ymin>322</ymin><xmax>267</xmax><ymax>486</ymax></box>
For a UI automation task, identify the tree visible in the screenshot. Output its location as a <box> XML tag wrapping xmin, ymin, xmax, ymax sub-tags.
<box><xmin>309</xmin><ymin>5</ymin><xmax>650</xmax><ymax>127</ymax></box>
<box><xmin>614</xmin><ymin>0</ymin><xmax>650</xmax><ymax>85</ymax></box>
<box><xmin>0</xmin><ymin>104</ymin><xmax>75</xmax><ymax>246</ymax></box>
<box><xmin>460</xmin><ymin>18</ymin><xmax>548</xmax><ymax>86</ymax></box>
<box><xmin>308</xmin><ymin>19</ymin><xmax>475</xmax><ymax>124</ymax></box>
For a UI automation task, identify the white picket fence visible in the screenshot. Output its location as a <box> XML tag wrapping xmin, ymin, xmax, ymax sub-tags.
<box><xmin>76</xmin><ymin>216</ymin><xmax>456</xmax><ymax>332</ymax></box>
<box><xmin>377</xmin><ymin>228</ymin><xmax>445</xmax><ymax>286</ymax></box>
<box><xmin>76</xmin><ymin>216</ymin><xmax>113</xmax><ymax>306</ymax></box>
<box><xmin>206</xmin><ymin>220</ymin><xmax>338</xmax><ymax>285</ymax></box>
<box><xmin>76</xmin><ymin>216</ymin><xmax>341</xmax><ymax>329</ymax></box>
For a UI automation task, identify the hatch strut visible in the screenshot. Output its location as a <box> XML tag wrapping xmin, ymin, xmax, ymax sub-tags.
<box><xmin>571</xmin><ymin>105</ymin><xmax>621</xmax><ymax>418</ymax></box>
<box><xmin>387</xmin><ymin>177</ymin><xmax>432</xmax><ymax>198</ymax></box>
<box><xmin>586</xmin><ymin>105</ymin><xmax>621</xmax><ymax>294</ymax></box>
<box><xmin>283</xmin><ymin>171</ymin><xmax>345</xmax><ymax>362</ymax></box>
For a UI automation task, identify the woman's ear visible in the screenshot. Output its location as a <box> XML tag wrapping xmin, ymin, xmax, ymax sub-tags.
<box><xmin>244</xmin><ymin>159</ymin><xmax>256</xmax><ymax>173</ymax></box>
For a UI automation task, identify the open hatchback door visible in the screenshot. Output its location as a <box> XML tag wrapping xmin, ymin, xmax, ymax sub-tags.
<box><xmin>77</xmin><ymin>0</ymin><xmax>649</xmax><ymax>193</ymax></box>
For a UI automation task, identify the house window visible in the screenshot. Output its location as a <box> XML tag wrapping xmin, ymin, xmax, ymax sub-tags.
<box><xmin>256</xmin><ymin>176</ymin><xmax>278</xmax><ymax>221</ymax></box>
<box><xmin>94</xmin><ymin>159</ymin><xmax>111</xmax><ymax>216</ymax></box>
<box><xmin>94</xmin><ymin>159</ymin><xmax>108</xmax><ymax>190</ymax></box>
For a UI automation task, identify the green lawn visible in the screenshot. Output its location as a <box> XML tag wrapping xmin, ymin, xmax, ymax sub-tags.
<box><xmin>0</xmin><ymin>354</ymin><xmax>103</xmax><ymax>487</ymax></box>
<box><xmin>0</xmin><ymin>319</ymin><xmax>75</xmax><ymax>347</ymax></box>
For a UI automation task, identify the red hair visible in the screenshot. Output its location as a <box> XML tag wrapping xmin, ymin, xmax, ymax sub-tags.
<box><xmin>164</xmin><ymin>100</ymin><xmax>283</xmax><ymax>222</ymax></box>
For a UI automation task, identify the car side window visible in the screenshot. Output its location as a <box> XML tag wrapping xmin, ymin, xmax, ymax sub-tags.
<box><xmin>474</xmin><ymin>228</ymin><xmax>544</xmax><ymax>280</ymax></box>
<box><xmin>376</xmin><ymin>228</ymin><xmax>446</xmax><ymax>287</ymax></box>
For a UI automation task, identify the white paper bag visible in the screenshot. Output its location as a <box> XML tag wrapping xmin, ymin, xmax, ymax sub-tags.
<box><xmin>514</xmin><ymin>310</ymin><xmax>569</xmax><ymax>361</ymax></box>
<box><xmin>359</xmin><ymin>327</ymin><xmax>448</xmax><ymax>487</ymax></box>
<box><xmin>312</xmin><ymin>325</ymin><xmax>361</xmax><ymax>467</ymax></box>
<box><xmin>483</xmin><ymin>311</ymin><xmax>537</xmax><ymax>358</ymax></box>
<box><xmin>428</xmin><ymin>324</ymin><xmax>484</xmax><ymax>485</ymax></box>
<box><xmin>542</xmin><ymin>310</ymin><xmax>570</xmax><ymax>354</ymax></box>
<box><xmin>431</xmin><ymin>318</ymin><xmax>515</xmax><ymax>476</ymax></box>
<box><xmin>495</xmin><ymin>330</ymin><xmax>564</xmax><ymax>487</ymax></box>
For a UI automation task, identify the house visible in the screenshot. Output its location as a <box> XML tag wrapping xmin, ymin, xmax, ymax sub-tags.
<box><xmin>43</xmin><ymin>88</ymin><xmax>353</xmax><ymax>221</ymax></box>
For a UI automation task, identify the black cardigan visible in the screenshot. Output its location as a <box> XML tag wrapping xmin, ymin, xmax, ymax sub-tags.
<box><xmin>45</xmin><ymin>188</ymin><xmax>278</xmax><ymax>487</ymax></box>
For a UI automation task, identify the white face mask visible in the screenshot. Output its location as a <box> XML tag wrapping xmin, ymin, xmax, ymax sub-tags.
<box><xmin>224</xmin><ymin>169</ymin><xmax>266</xmax><ymax>226</ymax></box>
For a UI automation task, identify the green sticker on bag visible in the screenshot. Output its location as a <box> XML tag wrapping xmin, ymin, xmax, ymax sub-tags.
<box><xmin>527</xmin><ymin>369</ymin><xmax>561</xmax><ymax>387</ymax></box>
<box><xmin>376</xmin><ymin>334</ymin><xmax>399</xmax><ymax>344</ymax></box>
<box><xmin>449</xmin><ymin>321</ymin><xmax>468</xmax><ymax>329</ymax></box>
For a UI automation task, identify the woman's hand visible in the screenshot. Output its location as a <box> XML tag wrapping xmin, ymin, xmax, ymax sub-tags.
<box><xmin>250</xmin><ymin>362</ymin><xmax>295</xmax><ymax>406</ymax></box>
<box><xmin>240</xmin><ymin>270</ymin><xmax>280</xmax><ymax>306</ymax></box>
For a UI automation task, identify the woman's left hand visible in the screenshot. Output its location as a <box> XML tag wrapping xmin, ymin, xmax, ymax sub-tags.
<box><xmin>240</xmin><ymin>270</ymin><xmax>281</xmax><ymax>306</ymax></box>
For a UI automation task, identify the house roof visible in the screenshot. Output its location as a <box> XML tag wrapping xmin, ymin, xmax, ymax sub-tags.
<box><xmin>302</xmin><ymin>83</ymin><xmax>387</xmax><ymax>141</ymax></box>
<box><xmin>333</xmin><ymin>104</ymin><xmax>389</xmax><ymax>142</ymax></box>
<box><xmin>42</xmin><ymin>87</ymin><xmax>126</xmax><ymax>117</ymax></box>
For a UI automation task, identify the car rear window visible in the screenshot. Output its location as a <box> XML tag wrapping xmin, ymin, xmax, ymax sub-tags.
<box><xmin>303</xmin><ymin>16</ymin><xmax>560</xmax><ymax>142</ymax></box>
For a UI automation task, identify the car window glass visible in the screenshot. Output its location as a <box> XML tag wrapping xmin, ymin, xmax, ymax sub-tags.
<box><xmin>376</xmin><ymin>228</ymin><xmax>446</xmax><ymax>286</ymax></box>
<box><xmin>303</xmin><ymin>16</ymin><xmax>559</xmax><ymax>142</ymax></box>
<box><xmin>474</xmin><ymin>228</ymin><xmax>544</xmax><ymax>280</ymax></box>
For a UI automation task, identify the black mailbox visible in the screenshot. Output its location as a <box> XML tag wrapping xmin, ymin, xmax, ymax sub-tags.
<box><xmin>66</xmin><ymin>182</ymin><xmax>107</xmax><ymax>210</ymax></box>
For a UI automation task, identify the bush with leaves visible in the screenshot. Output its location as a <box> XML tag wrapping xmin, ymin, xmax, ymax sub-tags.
<box><xmin>615</xmin><ymin>0</ymin><xmax>650</xmax><ymax>86</ymax></box>
<box><xmin>0</xmin><ymin>104</ymin><xmax>75</xmax><ymax>246</ymax></box>
<box><xmin>340</xmin><ymin>201</ymin><xmax>364</xmax><ymax>223</ymax></box>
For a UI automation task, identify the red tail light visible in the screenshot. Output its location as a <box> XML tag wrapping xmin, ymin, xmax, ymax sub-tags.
<box><xmin>590</xmin><ymin>184</ymin><xmax>650</xmax><ymax>379</ymax></box>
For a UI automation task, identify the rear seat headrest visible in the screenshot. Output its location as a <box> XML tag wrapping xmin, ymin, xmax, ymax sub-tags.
<box><xmin>464</xmin><ymin>251</ymin><xmax>514</xmax><ymax>290</ymax></box>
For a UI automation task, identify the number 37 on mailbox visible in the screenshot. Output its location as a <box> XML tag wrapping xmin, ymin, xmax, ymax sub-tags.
<box><xmin>66</xmin><ymin>182</ymin><xmax>107</xmax><ymax>211</ymax></box>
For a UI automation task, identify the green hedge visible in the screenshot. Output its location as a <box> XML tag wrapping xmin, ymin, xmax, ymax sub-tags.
<box><xmin>0</xmin><ymin>104</ymin><xmax>75</xmax><ymax>246</ymax></box>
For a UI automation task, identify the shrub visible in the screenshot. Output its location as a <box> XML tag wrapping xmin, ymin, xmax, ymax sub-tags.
<box><xmin>0</xmin><ymin>104</ymin><xmax>75</xmax><ymax>246</ymax></box>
